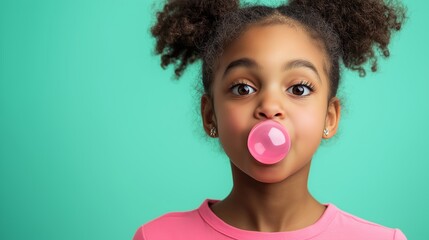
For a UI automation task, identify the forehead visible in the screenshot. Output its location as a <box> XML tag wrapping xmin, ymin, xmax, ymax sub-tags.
<box><xmin>216</xmin><ymin>23</ymin><xmax>328</xmax><ymax>80</ymax></box>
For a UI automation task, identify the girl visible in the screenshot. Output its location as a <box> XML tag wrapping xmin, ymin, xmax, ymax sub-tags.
<box><xmin>134</xmin><ymin>0</ymin><xmax>406</xmax><ymax>239</ymax></box>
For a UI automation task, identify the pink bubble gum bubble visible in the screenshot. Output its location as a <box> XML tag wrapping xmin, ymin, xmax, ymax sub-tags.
<box><xmin>247</xmin><ymin>120</ymin><xmax>291</xmax><ymax>165</ymax></box>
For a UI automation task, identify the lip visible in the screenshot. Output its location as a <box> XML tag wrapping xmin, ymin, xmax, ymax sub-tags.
<box><xmin>247</xmin><ymin>120</ymin><xmax>291</xmax><ymax>165</ymax></box>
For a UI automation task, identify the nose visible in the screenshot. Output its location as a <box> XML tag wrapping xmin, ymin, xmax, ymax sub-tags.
<box><xmin>254</xmin><ymin>90</ymin><xmax>285</xmax><ymax>120</ymax></box>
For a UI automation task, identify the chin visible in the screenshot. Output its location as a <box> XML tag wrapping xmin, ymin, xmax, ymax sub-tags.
<box><xmin>246</xmin><ymin>164</ymin><xmax>295</xmax><ymax>184</ymax></box>
<box><xmin>251</xmin><ymin>175</ymin><xmax>287</xmax><ymax>184</ymax></box>
<box><xmin>230</xmin><ymin>151</ymin><xmax>307</xmax><ymax>184</ymax></box>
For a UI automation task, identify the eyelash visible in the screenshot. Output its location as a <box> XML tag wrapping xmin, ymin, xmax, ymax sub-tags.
<box><xmin>229</xmin><ymin>80</ymin><xmax>315</xmax><ymax>92</ymax></box>
<box><xmin>295</xmin><ymin>80</ymin><xmax>315</xmax><ymax>92</ymax></box>
<box><xmin>228</xmin><ymin>80</ymin><xmax>255</xmax><ymax>96</ymax></box>
<box><xmin>229</xmin><ymin>80</ymin><xmax>249</xmax><ymax>88</ymax></box>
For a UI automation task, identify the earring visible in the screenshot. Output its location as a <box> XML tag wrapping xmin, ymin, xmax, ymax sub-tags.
<box><xmin>210</xmin><ymin>127</ymin><xmax>217</xmax><ymax>137</ymax></box>
<box><xmin>323</xmin><ymin>128</ymin><xmax>329</xmax><ymax>137</ymax></box>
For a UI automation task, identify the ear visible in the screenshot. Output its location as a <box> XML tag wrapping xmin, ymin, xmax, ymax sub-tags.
<box><xmin>323</xmin><ymin>97</ymin><xmax>341</xmax><ymax>139</ymax></box>
<box><xmin>201</xmin><ymin>94</ymin><xmax>217</xmax><ymax>137</ymax></box>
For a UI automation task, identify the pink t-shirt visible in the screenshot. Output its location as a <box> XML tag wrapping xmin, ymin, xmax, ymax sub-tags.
<box><xmin>133</xmin><ymin>199</ymin><xmax>406</xmax><ymax>240</ymax></box>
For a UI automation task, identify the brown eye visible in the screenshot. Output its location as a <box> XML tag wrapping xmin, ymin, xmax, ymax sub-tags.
<box><xmin>287</xmin><ymin>85</ymin><xmax>312</xmax><ymax>96</ymax></box>
<box><xmin>231</xmin><ymin>84</ymin><xmax>256</xmax><ymax>95</ymax></box>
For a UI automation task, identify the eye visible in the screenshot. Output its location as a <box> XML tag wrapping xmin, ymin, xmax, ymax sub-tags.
<box><xmin>287</xmin><ymin>84</ymin><xmax>313</xmax><ymax>96</ymax></box>
<box><xmin>231</xmin><ymin>84</ymin><xmax>256</xmax><ymax>96</ymax></box>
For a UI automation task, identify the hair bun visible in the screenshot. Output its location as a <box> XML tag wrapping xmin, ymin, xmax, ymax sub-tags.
<box><xmin>289</xmin><ymin>0</ymin><xmax>406</xmax><ymax>76</ymax></box>
<box><xmin>151</xmin><ymin>0</ymin><xmax>239</xmax><ymax>77</ymax></box>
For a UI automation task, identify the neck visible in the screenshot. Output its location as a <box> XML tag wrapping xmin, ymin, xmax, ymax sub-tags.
<box><xmin>211</xmin><ymin>162</ymin><xmax>325</xmax><ymax>232</ymax></box>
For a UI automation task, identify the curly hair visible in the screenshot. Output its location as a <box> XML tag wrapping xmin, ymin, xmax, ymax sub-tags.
<box><xmin>151</xmin><ymin>0</ymin><xmax>406</xmax><ymax>98</ymax></box>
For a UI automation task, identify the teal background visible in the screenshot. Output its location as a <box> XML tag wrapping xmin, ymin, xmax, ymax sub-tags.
<box><xmin>0</xmin><ymin>0</ymin><xmax>427</xmax><ymax>239</ymax></box>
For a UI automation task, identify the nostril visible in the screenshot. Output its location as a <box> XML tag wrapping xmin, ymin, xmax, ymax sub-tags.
<box><xmin>255</xmin><ymin>105</ymin><xmax>284</xmax><ymax>119</ymax></box>
<box><xmin>258</xmin><ymin>112</ymin><xmax>268</xmax><ymax>118</ymax></box>
<box><xmin>257</xmin><ymin>111</ymin><xmax>284</xmax><ymax>119</ymax></box>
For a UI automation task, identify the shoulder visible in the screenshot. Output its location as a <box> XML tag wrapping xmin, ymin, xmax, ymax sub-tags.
<box><xmin>133</xmin><ymin>201</ymin><xmax>214</xmax><ymax>240</ymax></box>
<box><xmin>148</xmin><ymin>209</ymin><xmax>203</xmax><ymax>229</ymax></box>
<box><xmin>327</xmin><ymin>204</ymin><xmax>407</xmax><ymax>240</ymax></box>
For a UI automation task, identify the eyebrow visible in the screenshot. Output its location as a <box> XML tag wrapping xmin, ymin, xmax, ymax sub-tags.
<box><xmin>223</xmin><ymin>58</ymin><xmax>258</xmax><ymax>77</ymax></box>
<box><xmin>223</xmin><ymin>58</ymin><xmax>322</xmax><ymax>82</ymax></box>
<box><xmin>284</xmin><ymin>59</ymin><xmax>321</xmax><ymax>82</ymax></box>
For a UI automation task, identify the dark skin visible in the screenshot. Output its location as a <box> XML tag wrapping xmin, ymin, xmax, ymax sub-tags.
<box><xmin>201</xmin><ymin>23</ymin><xmax>341</xmax><ymax>232</ymax></box>
<box><xmin>212</xmin><ymin>162</ymin><xmax>322</xmax><ymax>232</ymax></box>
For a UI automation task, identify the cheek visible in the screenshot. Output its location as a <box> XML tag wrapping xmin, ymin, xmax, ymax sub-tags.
<box><xmin>217</xmin><ymin>103</ymin><xmax>249</xmax><ymax>139</ymax></box>
<box><xmin>291</xmin><ymin>105</ymin><xmax>326</xmax><ymax>147</ymax></box>
<box><xmin>295</xmin><ymin>110</ymin><xmax>324</xmax><ymax>131</ymax></box>
<box><xmin>215</xmin><ymin>102</ymin><xmax>252</xmax><ymax>158</ymax></box>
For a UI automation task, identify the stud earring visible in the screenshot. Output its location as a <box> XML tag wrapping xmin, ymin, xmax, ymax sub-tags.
<box><xmin>210</xmin><ymin>127</ymin><xmax>217</xmax><ymax>137</ymax></box>
<box><xmin>323</xmin><ymin>128</ymin><xmax>329</xmax><ymax>137</ymax></box>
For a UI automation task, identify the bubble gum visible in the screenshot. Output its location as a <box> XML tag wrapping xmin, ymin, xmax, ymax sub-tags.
<box><xmin>247</xmin><ymin>120</ymin><xmax>291</xmax><ymax>165</ymax></box>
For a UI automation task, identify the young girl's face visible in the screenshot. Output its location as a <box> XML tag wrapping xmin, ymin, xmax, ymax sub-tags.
<box><xmin>202</xmin><ymin>23</ymin><xmax>340</xmax><ymax>183</ymax></box>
